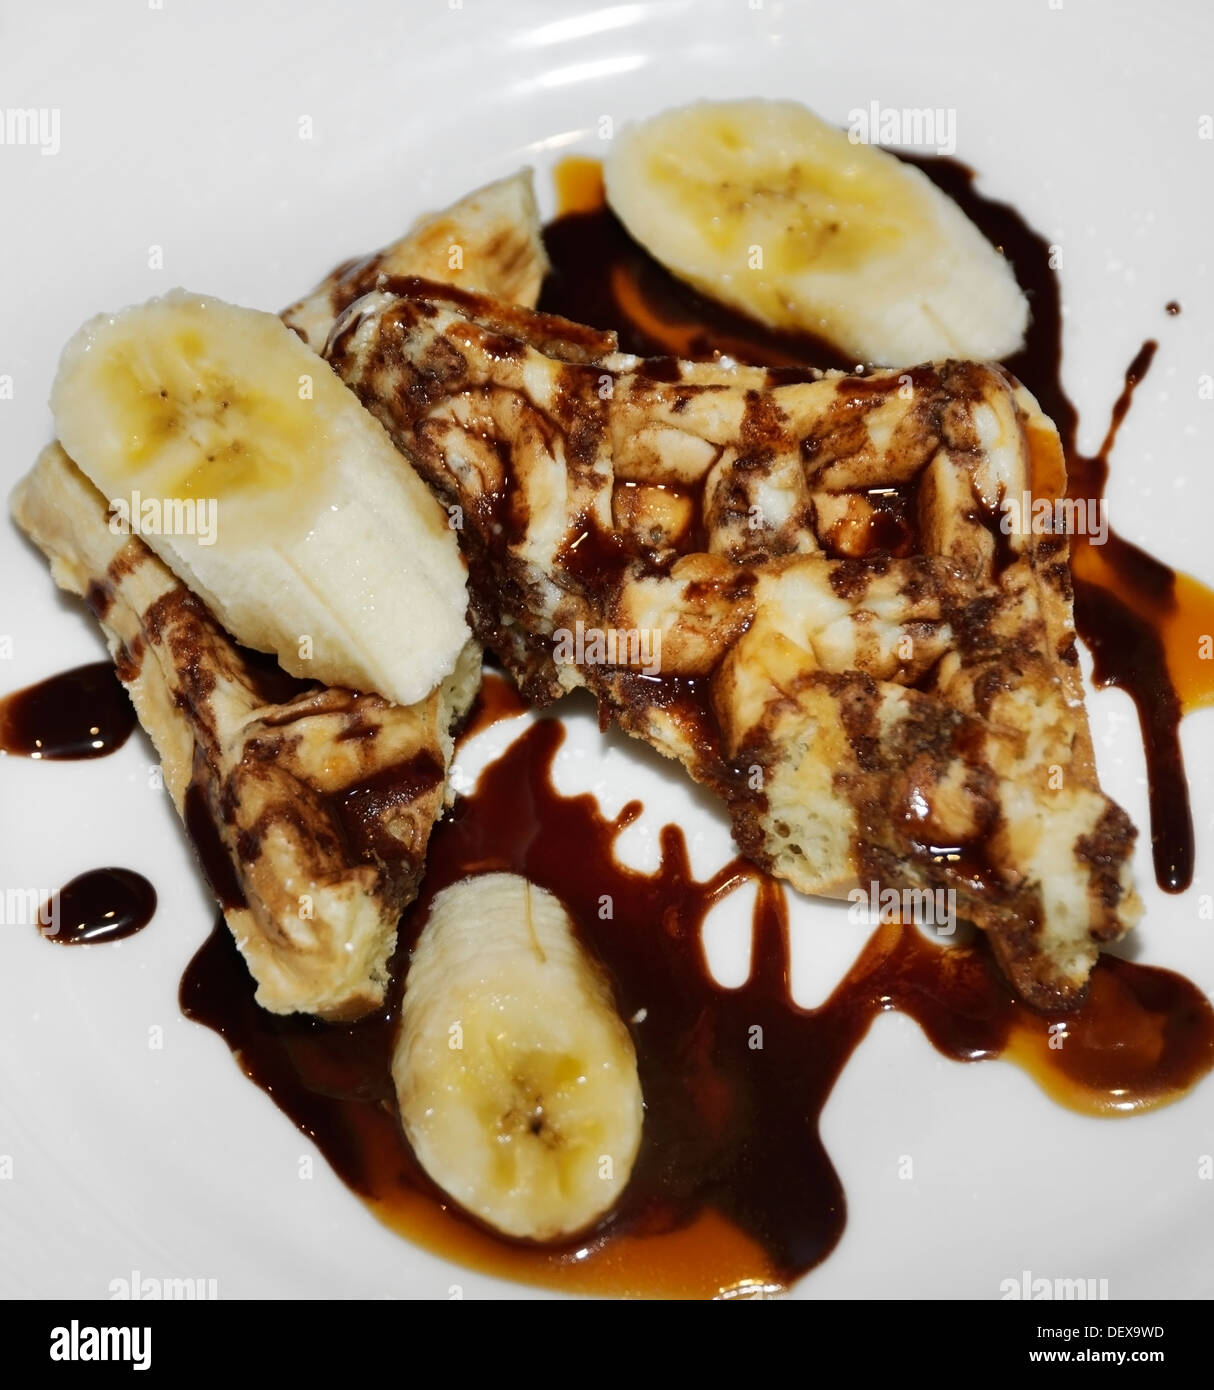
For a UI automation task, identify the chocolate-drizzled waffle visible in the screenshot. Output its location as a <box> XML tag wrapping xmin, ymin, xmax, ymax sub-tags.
<box><xmin>326</xmin><ymin>278</ymin><xmax>1140</xmax><ymax>1009</ymax></box>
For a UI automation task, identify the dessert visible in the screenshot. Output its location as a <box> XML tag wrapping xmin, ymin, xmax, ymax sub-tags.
<box><xmin>10</xmin><ymin>96</ymin><xmax>1204</xmax><ymax>1299</ymax></box>
<box><xmin>325</xmin><ymin>279</ymin><xmax>1140</xmax><ymax>1007</ymax></box>
<box><xmin>12</xmin><ymin>171</ymin><xmax>555</xmax><ymax>1016</ymax></box>
<box><xmin>12</xmin><ymin>442</ymin><xmax>478</xmax><ymax>1019</ymax></box>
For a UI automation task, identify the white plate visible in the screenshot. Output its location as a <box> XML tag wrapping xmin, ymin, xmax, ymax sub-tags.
<box><xmin>1</xmin><ymin>0</ymin><xmax>1211</xmax><ymax>1300</ymax></box>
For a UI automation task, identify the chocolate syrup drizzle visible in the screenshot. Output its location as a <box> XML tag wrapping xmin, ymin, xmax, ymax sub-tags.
<box><xmin>181</xmin><ymin>712</ymin><xmax>1214</xmax><ymax>1297</ymax></box>
<box><xmin>0</xmin><ymin>661</ymin><xmax>136</xmax><ymax>759</ymax></box>
<box><xmin>0</xmin><ymin>667</ymin><xmax>155</xmax><ymax>944</ymax></box>
<box><xmin>900</xmin><ymin>157</ymin><xmax>1201</xmax><ymax>894</ymax></box>
<box><xmin>541</xmin><ymin>154</ymin><xmax>1213</xmax><ymax>895</ymax></box>
<box><xmin>39</xmin><ymin>868</ymin><xmax>157</xmax><ymax>945</ymax></box>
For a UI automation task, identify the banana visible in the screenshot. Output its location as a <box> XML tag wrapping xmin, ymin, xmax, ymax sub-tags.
<box><xmin>50</xmin><ymin>290</ymin><xmax>470</xmax><ymax>707</ymax></box>
<box><xmin>604</xmin><ymin>98</ymin><xmax>1029</xmax><ymax>367</ymax></box>
<box><xmin>394</xmin><ymin>873</ymin><xmax>643</xmax><ymax>1242</ymax></box>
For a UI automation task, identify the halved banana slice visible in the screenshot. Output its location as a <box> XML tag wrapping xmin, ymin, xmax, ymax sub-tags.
<box><xmin>394</xmin><ymin>873</ymin><xmax>643</xmax><ymax>1243</ymax></box>
<box><xmin>51</xmin><ymin>290</ymin><xmax>469</xmax><ymax>707</ymax></box>
<box><xmin>604</xmin><ymin>98</ymin><xmax>1029</xmax><ymax>366</ymax></box>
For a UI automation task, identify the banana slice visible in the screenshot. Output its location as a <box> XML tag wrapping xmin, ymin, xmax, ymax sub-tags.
<box><xmin>394</xmin><ymin>873</ymin><xmax>643</xmax><ymax>1242</ymax></box>
<box><xmin>51</xmin><ymin>290</ymin><xmax>469</xmax><ymax>707</ymax></box>
<box><xmin>604</xmin><ymin>98</ymin><xmax>1029</xmax><ymax>366</ymax></box>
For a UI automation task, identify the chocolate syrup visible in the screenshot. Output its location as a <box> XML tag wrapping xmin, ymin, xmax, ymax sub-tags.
<box><xmin>172</xmin><ymin>150</ymin><xmax>1214</xmax><ymax>1299</ymax></box>
<box><xmin>460</xmin><ymin>669</ymin><xmax>531</xmax><ymax>740</ymax></box>
<box><xmin>39</xmin><ymin>868</ymin><xmax>157</xmax><ymax>945</ymax></box>
<box><xmin>0</xmin><ymin>144</ymin><xmax>1186</xmax><ymax>1297</ymax></box>
<box><xmin>541</xmin><ymin>158</ymin><xmax>854</xmax><ymax>371</ymax></box>
<box><xmin>0</xmin><ymin>667</ymin><xmax>153</xmax><ymax>945</ymax></box>
<box><xmin>541</xmin><ymin>154</ymin><xmax>1212</xmax><ymax>894</ymax></box>
<box><xmin>181</xmin><ymin>717</ymin><xmax>1214</xmax><ymax>1297</ymax></box>
<box><xmin>898</xmin><ymin>157</ymin><xmax>1203</xmax><ymax>894</ymax></box>
<box><xmin>0</xmin><ymin>661</ymin><xmax>136</xmax><ymax>759</ymax></box>
<box><xmin>184</xmin><ymin>781</ymin><xmax>247</xmax><ymax>911</ymax></box>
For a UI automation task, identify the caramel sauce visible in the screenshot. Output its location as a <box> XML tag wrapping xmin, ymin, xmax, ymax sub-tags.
<box><xmin>541</xmin><ymin>154</ymin><xmax>1214</xmax><ymax>894</ymax></box>
<box><xmin>0</xmin><ymin>661</ymin><xmax>136</xmax><ymax>759</ymax></box>
<box><xmin>551</xmin><ymin>155</ymin><xmax>607</xmax><ymax>216</ymax></box>
<box><xmin>181</xmin><ymin>716</ymin><xmax>1214</xmax><ymax>1297</ymax></box>
<box><xmin>38</xmin><ymin>868</ymin><xmax>157</xmax><ymax>945</ymax></box>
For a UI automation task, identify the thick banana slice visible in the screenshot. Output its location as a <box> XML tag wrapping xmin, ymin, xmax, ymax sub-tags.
<box><xmin>604</xmin><ymin>99</ymin><xmax>1028</xmax><ymax>366</ymax></box>
<box><xmin>51</xmin><ymin>290</ymin><xmax>469</xmax><ymax>707</ymax></box>
<box><xmin>395</xmin><ymin>873</ymin><xmax>643</xmax><ymax>1242</ymax></box>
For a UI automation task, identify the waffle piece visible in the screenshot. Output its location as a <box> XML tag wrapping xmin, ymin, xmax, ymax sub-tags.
<box><xmin>325</xmin><ymin>279</ymin><xmax>1141</xmax><ymax>1009</ymax></box>
<box><xmin>12</xmin><ymin>444</ymin><xmax>479</xmax><ymax>1020</ymax></box>
<box><xmin>283</xmin><ymin>170</ymin><xmax>549</xmax><ymax>352</ymax></box>
<box><xmin>9</xmin><ymin>177</ymin><xmax>555</xmax><ymax>1016</ymax></box>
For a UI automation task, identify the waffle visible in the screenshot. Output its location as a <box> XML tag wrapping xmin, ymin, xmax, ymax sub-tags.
<box><xmin>283</xmin><ymin>169</ymin><xmax>549</xmax><ymax>352</ymax></box>
<box><xmin>8</xmin><ymin>175</ymin><xmax>553</xmax><ymax>1018</ymax></box>
<box><xmin>325</xmin><ymin>279</ymin><xmax>1141</xmax><ymax>1009</ymax></box>
<box><xmin>12</xmin><ymin>444</ymin><xmax>478</xmax><ymax>1020</ymax></box>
